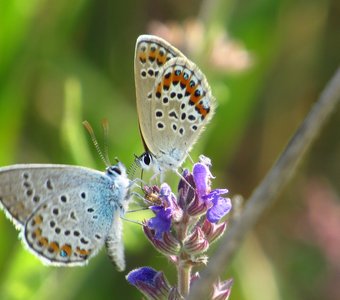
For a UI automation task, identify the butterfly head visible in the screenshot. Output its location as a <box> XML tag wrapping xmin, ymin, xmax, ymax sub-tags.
<box><xmin>106</xmin><ymin>162</ymin><xmax>128</xmax><ymax>177</ymax></box>
<box><xmin>133</xmin><ymin>150</ymin><xmax>185</xmax><ymax>183</ymax></box>
<box><xmin>106</xmin><ymin>162</ymin><xmax>131</xmax><ymax>210</ymax></box>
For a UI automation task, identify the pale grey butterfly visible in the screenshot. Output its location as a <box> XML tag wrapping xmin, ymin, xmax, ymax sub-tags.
<box><xmin>134</xmin><ymin>35</ymin><xmax>216</xmax><ymax>179</ymax></box>
<box><xmin>0</xmin><ymin>160</ymin><xmax>131</xmax><ymax>271</ymax></box>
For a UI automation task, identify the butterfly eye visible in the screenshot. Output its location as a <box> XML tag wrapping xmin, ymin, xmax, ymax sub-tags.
<box><xmin>135</xmin><ymin>152</ymin><xmax>153</xmax><ymax>170</ymax></box>
<box><xmin>113</xmin><ymin>167</ymin><xmax>122</xmax><ymax>175</ymax></box>
<box><xmin>108</xmin><ymin>166</ymin><xmax>122</xmax><ymax>175</ymax></box>
<box><xmin>142</xmin><ymin>153</ymin><xmax>152</xmax><ymax>166</ymax></box>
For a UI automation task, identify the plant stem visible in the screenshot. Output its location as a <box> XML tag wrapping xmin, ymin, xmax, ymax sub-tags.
<box><xmin>177</xmin><ymin>260</ymin><xmax>192</xmax><ymax>297</ymax></box>
<box><xmin>176</xmin><ymin>213</ymin><xmax>192</xmax><ymax>297</ymax></box>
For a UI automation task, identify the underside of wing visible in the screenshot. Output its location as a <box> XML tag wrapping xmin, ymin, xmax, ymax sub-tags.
<box><xmin>148</xmin><ymin>57</ymin><xmax>216</xmax><ymax>165</ymax></box>
<box><xmin>0</xmin><ymin>164</ymin><xmax>104</xmax><ymax>227</ymax></box>
<box><xmin>0</xmin><ymin>164</ymin><xmax>128</xmax><ymax>266</ymax></box>
<box><xmin>22</xmin><ymin>183</ymin><xmax>114</xmax><ymax>266</ymax></box>
<box><xmin>134</xmin><ymin>35</ymin><xmax>185</xmax><ymax>154</ymax></box>
<box><xmin>0</xmin><ymin>164</ymin><xmax>97</xmax><ymax>227</ymax></box>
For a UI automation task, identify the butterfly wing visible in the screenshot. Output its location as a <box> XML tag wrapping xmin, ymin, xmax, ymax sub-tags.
<box><xmin>148</xmin><ymin>57</ymin><xmax>216</xmax><ymax>169</ymax></box>
<box><xmin>134</xmin><ymin>35</ymin><xmax>185</xmax><ymax>154</ymax></box>
<box><xmin>134</xmin><ymin>35</ymin><xmax>216</xmax><ymax>172</ymax></box>
<box><xmin>0</xmin><ymin>164</ymin><xmax>71</xmax><ymax>228</ymax></box>
<box><xmin>0</xmin><ymin>164</ymin><xmax>125</xmax><ymax>266</ymax></box>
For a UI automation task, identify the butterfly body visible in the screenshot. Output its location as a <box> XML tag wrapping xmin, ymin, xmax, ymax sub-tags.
<box><xmin>134</xmin><ymin>35</ymin><xmax>216</xmax><ymax>177</ymax></box>
<box><xmin>0</xmin><ymin>162</ymin><xmax>130</xmax><ymax>270</ymax></box>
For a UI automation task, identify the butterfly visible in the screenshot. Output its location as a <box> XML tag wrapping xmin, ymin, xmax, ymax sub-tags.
<box><xmin>0</xmin><ymin>162</ymin><xmax>131</xmax><ymax>271</ymax></box>
<box><xmin>134</xmin><ymin>35</ymin><xmax>216</xmax><ymax>179</ymax></box>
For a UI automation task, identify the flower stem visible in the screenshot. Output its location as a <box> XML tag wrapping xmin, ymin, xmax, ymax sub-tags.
<box><xmin>176</xmin><ymin>213</ymin><xmax>192</xmax><ymax>297</ymax></box>
<box><xmin>177</xmin><ymin>261</ymin><xmax>192</xmax><ymax>297</ymax></box>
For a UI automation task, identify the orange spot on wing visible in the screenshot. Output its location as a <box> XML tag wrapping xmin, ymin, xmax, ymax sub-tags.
<box><xmin>190</xmin><ymin>93</ymin><xmax>202</xmax><ymax>104</ymax></box>
<box><xmin>180</xmin><ymin>79</ymin><xmax>189</xmax><ymax>91</ymax></box>
<box><xmin>163</xmin><ymin>74</ymin><xmax>172</xmax><ymax>89</ymax></box>
<box><xmin>197</xmin><ymin>105</ymin><xmax>208</xmax><ymax>117</ymax></box>
<box><xmin>34</xmin><ymin>215</ymin><xmax>43</xmax><ymax>225</ymax></box>
<box><xmin>186</xmin><ymin>83</ymin><xmax>197</xmax><ymax>99</ymax></box>
<box><xmin>173</xmin><ymin>71</ymin><xmax>181</xmax><ymax>83</ymax></box>
<box><xmin>156</xmin><ymin>51</ymin><xmax>167</xmax><ymax>66</ymax></box>
<box><xmin>48</xmin><ymin>242</ymin><xmax>60</xmax><ymax>253</ymax></box>
<box><xmin>39</xmin><ymin>237</ymin><xmax>49</xmax><ymax>247</ymax></box>
<box><xmin>156</xmin><ymin>83</ymin><xmax>162</xmax><ymax>95</ymax></box>
<box><xmin>148</xmin><ymin>50</ymin><xmax>156</xmax><ymax>62</ymax></box>
<box><xmin>34</xmin><ymin>228</ymin><xmax>42</xmax><ymax>238</ymax></box>
<box><xmin>139</xmin><ymin>52</ymin><xmax>147</xmax><ymax>63</ymax></box>
<box><xmin>76</xmin><ymin>247</ymin><xmax>91</xmax><ymax>258</ymax></box>
<box><xmin>61</xmin><ymin>244</ymin><xmax>72</xmax><ymax>257</ymax></box>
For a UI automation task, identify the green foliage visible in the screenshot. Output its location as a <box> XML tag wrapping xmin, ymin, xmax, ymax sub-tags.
<box><xmin>0</xmin><ymin>0</ymin><xmax>338</xmax><ymax>299</ymax></box>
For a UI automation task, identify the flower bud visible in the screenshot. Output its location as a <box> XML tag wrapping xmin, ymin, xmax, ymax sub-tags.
<box><xmin>187</xmin><ymin>194</ymin><xmax>207</xmax><ymax>217</ymax></box>
<box><xmin>212</xmin><ymin>278</ymin><xmax>233</xmax><ymax>300</ymax></box>
<box><xmin>143</xmin><ymin>225</ymin><xmax>181</xmax><ymax>256</ymax></box>
<box><xmin>126</xmin><ymin>267</ymin><xmax>172</xmax><ymax>299</ymax></box>
<box><xmin>183</xmin><ymin>227</ymin><xmax>209</xmax><ymax>254</ymax></box>
<box><xmin>201</xmin><ymin>219</ymin><xmax>227</xmax><ymax>244</ymax></box>
<box><xmin>177</xmin><ymin>170</ymin><xmax>196</xmax><ymax>209</ymax></box>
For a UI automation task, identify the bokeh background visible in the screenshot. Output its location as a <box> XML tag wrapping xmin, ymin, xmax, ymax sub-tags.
<box><xmin>0</xmin><ymin>0</ymin><xmax>339</xmax><ymax>299</ymax></box>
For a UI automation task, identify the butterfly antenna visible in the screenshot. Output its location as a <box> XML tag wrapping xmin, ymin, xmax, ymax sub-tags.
<box><xmin>83</xmin><ymin>120</ymin><xmax>110</xmax><ymax>167</ymax></box>
<box><xmin>175</xmin><ymin>169</ymin><xmax>194</xmax><ymax>190</ymax></box>
<box><xmin>127</xmin><ymin>154</ymin><xmax>139</xmax><ymax>178</ymax></box>
<box><xmin>101</xmin><ymin>118</ymin><xmax>112</xmax><ymax>166</ymax></box>
<box><xmin>140</xmin><ymin>168</ymin><xmax>146</xmax><ymax>189</ymax></box>
<box><xmin>187</xmin><ymin>152</ymin><xmax>194</xmax><ymax>164</ymax></box>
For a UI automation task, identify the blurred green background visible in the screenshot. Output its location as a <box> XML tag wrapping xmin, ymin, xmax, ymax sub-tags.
<box><xmin>0</xmin><ymin>0</ymin><xmax>339</xmax><ymax>299</ymax></box>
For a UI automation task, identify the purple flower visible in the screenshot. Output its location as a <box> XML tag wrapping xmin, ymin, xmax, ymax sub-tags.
<box><xmin>126</xmin><ymin>267</ymin><xmax>172</xmax><ymax>299</ymax></box>
<box><xmin>148</xmin><ymin>205</ymin><xmax>172</xmax><ymax>239</ymax></box>
<box><xmin>203</xmin><ymin>189</ymin><xmax>231</xmax><ymax>223</ymax></box>
<box><xmin>193</xmin><ymin>162</ymin><xmax>213</xmax><ymax>197</ymax></box>
<box><xmin>136</xmin><ymin>156</ymin><xmax>233</xmax><ymax>300</ymax></box>
<box><xmin>192</xmin><ymin>162</ymin><xmax>232</xmax><ymax>223</ymax></box>
<box><xmin>127</xmin><ymin>267</ymin><xmax>159</xmax><ymax>286</ymax></box>
<box><xmin>147</xmin><ymin>183</ymin><xmax>182</xmax><ymax>239</ymax></box>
